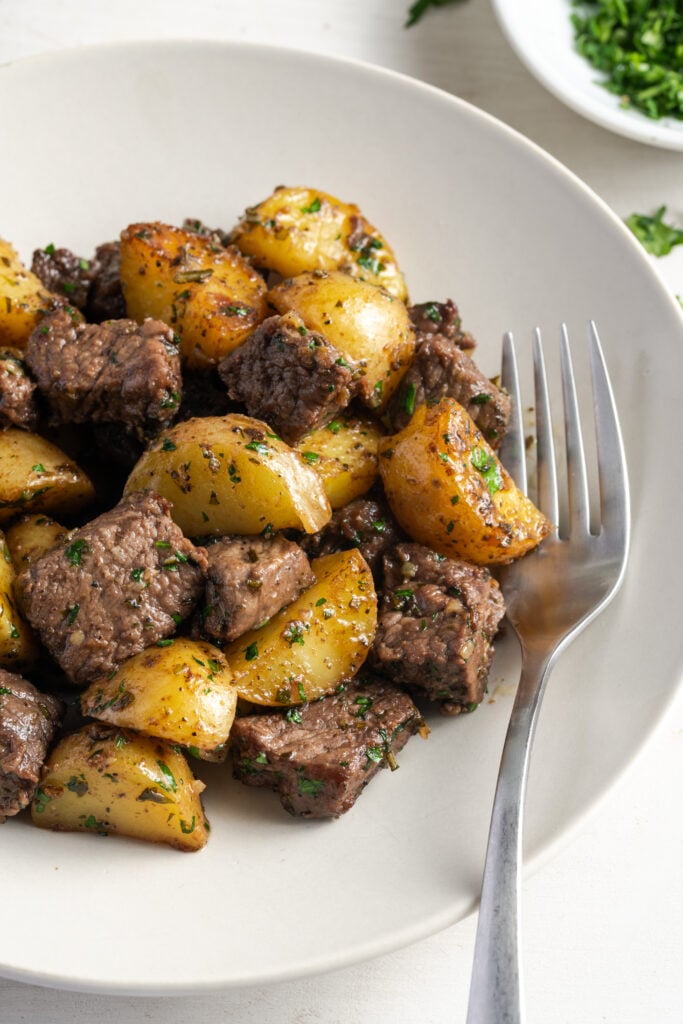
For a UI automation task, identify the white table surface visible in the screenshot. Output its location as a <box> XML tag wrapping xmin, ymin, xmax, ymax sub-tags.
<box><xmin>1</xmin><ymin>1</ymin><xmax>681</xmax><ymax>1022</ymax></box>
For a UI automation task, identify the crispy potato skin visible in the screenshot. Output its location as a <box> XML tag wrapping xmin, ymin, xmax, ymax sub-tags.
<box><xmin>119</xmin><ymin>222</ymin><xmax>268</xmax><ymax>368</ymax></box>
<box><xmin>230</xmin><ymin>186</ymin><xmax>408</xmax><ymax>301</ymax></box>
<box><xmin>0</xmin><ymin>238</ymin><xmax>61</xmax><ymax>350</ymax></box>
<box><xmin>0</xmin><ymin>529</ymin><xmax>38</xmax><ymax>668</ymax></box>
<box><xmin>225</xmin><ymin>549</ymin><xmax>377</xmax><ymax>706</ymax></box>
<box><xmin>32</xmin><ymin>724</ymin><xmax>209</xmax><ymax>851</ymax></box>
<box><xmin>267</xmin><ymin>270</ymin><xmax>415</xmax><ymax>412</ymax></box>
<box><xmin>293</xmin><ymin>411</ymin><xmax>383</xmax><ymax>509</ymax></box>
<box><xmin>379</xmin><ymin>398</ymin><xmax>553</xmax><ymax>565</ymax></box>
<box><xmin>80</xmin><ymin>638</ymin><xmax>237</xmax><ymax>761</ymax></box>
<box><xmin>5</xmin><ymin>513</ymin><xmax>68</xmax><ymax>573</ymax></box>
<box><xmin>124</xmin><ymin>413</ymin><xmax>331</xmax><ymax>537</ymax></box>
<box><xmin>0</xmin><ymin>429</ymin><xmax>95</xmax><ymax>526</ymax></box>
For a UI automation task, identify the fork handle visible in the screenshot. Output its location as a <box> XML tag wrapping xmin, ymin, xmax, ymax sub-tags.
<box><xmin>466</xmin><ymin>646</ymin><xmax>554</xmax><ymax>1024</ymax></box>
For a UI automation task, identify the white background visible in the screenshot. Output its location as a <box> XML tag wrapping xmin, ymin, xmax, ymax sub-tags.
<box><xmin>1</xmin><ymin>1</ymin><xmax>681</xmax><ymax>1022</ymax></box>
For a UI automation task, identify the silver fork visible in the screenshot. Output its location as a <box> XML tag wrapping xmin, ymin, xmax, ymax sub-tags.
<box><xmin>465</xmin><ymin>322</ymin><xmax>630</xmax><ymax>1024</ymax></box>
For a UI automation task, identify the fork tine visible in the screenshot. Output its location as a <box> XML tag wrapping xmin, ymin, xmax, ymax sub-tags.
<box><xmin>588</xmin><ymin>321</ymin><xmax>630</xmax><ymax>551</ymax></box>
<box><xmin>533</xmin><ymin>329</ymin><xmax>559</xmax><ymax>527</ymax></box>
<box><xmin>499</xmin><ymin>332</ymin><xmax>527</xmax><ymax>495</ymax></box>
<box><xmin>560</xmin><ymin>324</ymin><xmax>590</xmax><ymax>536</ymax></box>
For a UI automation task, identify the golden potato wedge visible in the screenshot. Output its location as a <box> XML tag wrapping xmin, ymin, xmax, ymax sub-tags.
<box><xmin>0</xmin><ymin>429</ymin><xmax>95</xmax><ymax>526</ymax></box>
<box><xmin>0</xmin><ymin>238</ymin><xmax>62</xmax><ymax>349</ymax></box>
<box><xmin>81</xmin><ymin>638</ymin><xmax>237</xmax><ymax>761</ymax></box>
<box><xmin>268</xmin><ymin>271</ymin><xmax>415</xmax><ymax>412</ymax></box>
<box><xmin>5</xmin><ymin>513</ymin><xmax>69</xmax><ymax>573</ymax></box>
<box><xmin>124</xmin><ymin>413</ymin><xmax>331</xmax><ymax>537</ymax></box>
<box><xmin>119</xmin><ymin>222</ymin><xmax>268</xmax><ymax>368</ymax></box>
<box><xmin>230</xmin><ymin>185</ymin><xmax>408</xmax><ymax>301</ymax></box>
<box><xmin>225</xmin><ymin>548</ymin><xmax>377</xmax><ymax>706</ymax></box>
<box><xmin>293</xmin><ymin>411</ymin><xmax>383</xmax><ymax>509</ymax></box>
<box><xmin>379</xmin><ymin>398</ymin><xmax>553</xmax><ymax>565</ymax></box>
<box><xmin>32</xmin><ymin>724</ymin><xmax>209</xmax><ymax>851</ymax></box>
<box><xmin>0</xmin><ymin>530</ymin><xmax>38</xmax><ymax>668</ymax></box>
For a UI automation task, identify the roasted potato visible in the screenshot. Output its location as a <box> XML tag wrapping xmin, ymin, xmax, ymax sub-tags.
<box><xmin>81</xmin><ymin>638</ymin><xmax>237</xmax><ymax>761</ymax></box>
<box><xmin>32</xmin><ymin>724</ymin><xmax>209</xmax><ymax>851</ymax></box>
<box><xmin>225</xmin><ymin>548</ymin><xmax>377</xmax><ymax>706</ymax></box>
<box><xmin>267</xmin><ymin>270</ymin><xmax>415</xmax><ymax>412</ymax></box>
<box><xmin>0</xmin><ymin>529</ymin><xmax>38</xmax><ymax>668</ymax></box>
<box><xmin>230</xmin><ymin>185</ymin><xmax>408</xmax><ymax>301</ymax></box>
<box><xmin>379</xmin><ymin>398</ymin><xmax>553</xmax><ymax>565</ymax></box>
<box><xmin>4</xmin><ymin>513</ymin><xmax>69</xmax><ymax>573</ymax></box>
<box><xmin>0</xmin><ymin>429</ymin><xmax>95</xmax><ymax>526</ymax></box>
<box><xmin>119</xmin><ymin>222</ymin><xmax>268</xmax><ymax>368</ymax></box>
<box><xmin>293</xmin><ymin>411</ymin><xmax>383</xmax><ymax>509</ymax></box>
<box><xmin>124</xmin><ymin>413</ymin><xmax>331</xmax><ymax>537</ymax></box>
<box><xmin>0</xmin><ymin>238</ymin><xmax>60</xmax><ymax>349</ymax></box>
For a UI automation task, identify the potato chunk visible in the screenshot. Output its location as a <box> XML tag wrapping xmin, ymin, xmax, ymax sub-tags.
<box><xmin>267</xmin><ymin>271</ymin><xmax>415</xmax><ymax>411</ymax></box>
<box><xmin>230</xmin><ymin>185</ymin><xmax>408</xmax><ymax>301</ymax></box>
<box><xmin>293</xmin><ymin>411</ymin><xmax>383</xmax><ymax>509</ymax></box>
<box><xmin>124</xmin><ymin>413</ymin><xmax>331</xmax><ymax>537</ymax></box>
<box><xmin>224</xmin><ymin>549</ymin><xmax>377</xmax><ymax>706</ymax></box>
<box><xmin>379</xmin><ymin>398</ymin><xmax>553</xmax><ymax>565</ymax></box>
<box><xmin>119</xmin><ymin>222</ymin><xmax>268</xmax><ymax>368</ymax></box>
<box><xmin>0</xmin><ymin>429</ymin><xmax>95</xmax><ymax>526</ymax></box>
<box><xmin>0</xmin><ymin>530</ymin><xmax>38</xmax><ymax>668</ymax></box>
<box><xmin>81</xmin><ymin>639</ymin><xmax>237</xmax><ymax>761</ymax></box>
<box><xmin>32</xmin><ymin>724</ymin><xmax>209</xmax><ymax>851</ymax></box>
<box><xmin>4</xmin><ymin>513</ymin><xmax>69</xmax><ymax>573</ymax></box>
<box><xmin>0</xmin><ymin>238</ymin><xmax>60</xmax><ymax>350</ymax></box>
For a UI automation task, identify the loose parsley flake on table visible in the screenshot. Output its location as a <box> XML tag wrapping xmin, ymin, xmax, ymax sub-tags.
<box><xmin>405</xmin><ymin>0</ymin><xmax>467</xmax><ymax>29</ymax></box>
<box><xmin>625</xmin><ymin>205</ymin><xmax>683</xmax><ymax>257</ymax></box>
<box><xmin>571</xmin><ymin>1</ymin><xmax>683</xmax><ymax>121</ymax></box>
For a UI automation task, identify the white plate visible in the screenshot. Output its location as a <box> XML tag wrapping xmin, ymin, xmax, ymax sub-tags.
<box><xmin>492</xmin><ymin>0</ymin><xmax>683</xmax><ymax>151</ymax></box>
<box><xmin>1</xmin><ymin>41</ymin><xmax>682</xmax><ymax>995</ymax></box>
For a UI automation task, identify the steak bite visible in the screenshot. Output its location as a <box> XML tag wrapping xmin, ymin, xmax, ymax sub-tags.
<box><xmin>217</xmin><ymin>313</ymin><xmax>359</xmax><ymax>444</ymax></box>
<box><xmin>300</xmin><ymin>495</ymin><xmax>405</xmax><ymax>578</ymax></box>
<box><xmin>0</xmin><ymin>348</ymin><xmax>38</xmax><ymax>431</ymax></box>
<box><xmin>231</xmin><ymin>677</ymin><xmax>424</xmax><ymax>818</ymax></box>
<box><xmin>31</xmin><ymin>245</ymin><xmax>96</xmax><ymax>311</ymax></box>
<box><xmin>86</xmin><ymin>241</ymin><xmax>126</xmax><ymax>323</ymax></box>
<box><xmin>0</xmin><ymin>670</ymin><xmax>63</xmax><ymax>823</ymax></box>
<box><xmin>16</xmin><ymin>491</ymin><xmax>208</xmax><ymax>687</ymax></box>
<box><xmin>370</xmin><ymin>543</ymin><xmax>505</xmax><ymax>710</ymax></box>
<box><xmin>194</xmin><ymin>533</ymin><xmax>315</xmax><ymax>643</ymax></box>
<box><xmin>386</xmin><ymin>334</ymin><xmax>511</xmax><ymax>447</ymax></box>
<box><xmin>408</xmin><ymin>298</ymin><xmax>475</xmax><ymax>351</ymax></box>
<box><xmin>24</xmin><ymin>309</ymin><xmax>182</xmax><ymax>439</ymax></box>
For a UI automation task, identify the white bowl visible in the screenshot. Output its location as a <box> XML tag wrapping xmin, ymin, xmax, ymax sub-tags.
<box><xmin>0</xmin><ymin>40</ymin><xmax>682</xmax><ymax>994</ymax></box>
<box><xmin>492</xmin><ymin>0</ymin><xmax>683</xmax><ymax>150</ymax></box>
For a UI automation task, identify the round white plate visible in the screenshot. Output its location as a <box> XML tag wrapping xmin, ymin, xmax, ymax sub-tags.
<box><xmin>1</xmin><ymin>41</ymin><xmax>682</xmax><ymax>995</ymax></box>
<box><xmin>492</xmin><ymin>0</ymin><xmax>683</xmax><ymax>150</ymax></box>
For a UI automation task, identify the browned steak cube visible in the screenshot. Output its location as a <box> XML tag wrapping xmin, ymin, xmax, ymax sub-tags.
<box><xmin>387</xmin><ymin>335</ymin><xmax>511</xmax><ymax>447</ymax></box>
<box><xmin>16</xmin><ymin>491</ymin><xmax>208</xmax><ymax>686</ymax></box>
<box><xmin>194</xmin><ymin>533</ymin><xmax>314</xmax><ymax>643</ymax></box>
<box><xmin>86</xmin><ymin>241</ymin><xmax>126</xmax><ymax>323</ymax></box>
<box><xmin>0</xmin><ymin>670</ymin><xmax>63</xmax><ymax>822</ymax></box>
<box><xmin>408</xmin><ymin>298</ymin><xmax>475</xmax><ymax>350</ymax></box>
<box><xmin>217</xmin><ymin>313</ymin><xmax>359</xmax><ymax>444</ymax></box>
<box><xmin>31</xmin><ymin>245</ymin><xmax>96</xmax><ymax>311</ymax></box>
<box><xmin>370</xmin><ymin>543</ymin><xmax>505</xmax><ymax>709</ymax></box>
<box><xmin>25</xmin><ymin>309</ymin><xmax>182</xmax><ymax>438</ymax></box>
<box><xmin>231</xmin><ymin>677</ymin><xmax>423</xmax><ymax>818</ymax></box>
<box><xmin>0</xmin><ymin>348</ymin><xmax>38</xmax><ymax>431</ymax></box>
<box><xmin>300</xmin><ymin>495</ymin><xmax>405</xmax><ymax>578</ymax></box>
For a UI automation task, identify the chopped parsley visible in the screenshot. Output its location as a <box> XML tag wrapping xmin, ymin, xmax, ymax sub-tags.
<box><xmin>470</xmin><ymin>446</ymin><xmax>503</xmax><ymax>494</ymax></box>
<box><xmin>405</xmin><ymin>0</ymin><xmax>467</xmax><ymax>28</ymax></box>
<box><xmin>625</xmin><ymin>205</ymin><xmax>683</xmax><ymax>256</ymax></box>
<box><xmin>65</xmin><ymin>539</ymin><xmax>89</xmax><ymax>566</ymax></box>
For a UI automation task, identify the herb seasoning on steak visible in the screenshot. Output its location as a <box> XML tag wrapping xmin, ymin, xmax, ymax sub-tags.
<box><xmin>300</xmin><ymin>495</ymin><xmax>405</xmax><ymax>578</ymax></box>
<box><xmin>408</xmin><ymin>298</ymin><xmax>476</xmax><ymax>351</ymax></box>
<box><xmin>0</xmin><ymin>348</ymin><xmax>38</xmax><ymax>431</ymax></box>
<box><xmin>217</xmin><ymin>313</ymin><xmax>359</xmax><ymax>444</ymax></box>
<box><xmin>0</xmin><ymin>670</ymin><xmax>63</xmax><ymax>822</ymax></box>
<box><xmin>370</xmin><ymin>542</ymin><xmax>505</xmax><ymax>710</ymax></box>
<box><xmin>16</xmin><ymin>491</ymin><xmax>208</xmax><ymax>687</ymax></box>
<box><xmin>231</xmin><ymin>677</ymin><xmax>424</xmax><ymax>818</ymax></box>
<box><xmin>194</xmin><ymin>533</ymin><xmax>314</xmax><ymax>642</ymax></box>
<box><xmin>31</xmin><ymin>245</ymin><xmax>96</xmax><ymax>312</ymax></box>
<box><xmin>25</xmin><ymin>310</ymin><xmax>182</xmax><ymax>439</ymax></box>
